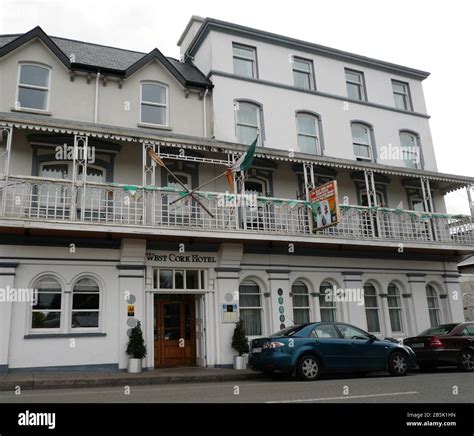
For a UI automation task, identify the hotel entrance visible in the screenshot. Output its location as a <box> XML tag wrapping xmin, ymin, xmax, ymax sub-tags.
<box><xmin>154</xmin><ymin>294</ymin><xmax>197</xmax><ymax>367</ymax></box>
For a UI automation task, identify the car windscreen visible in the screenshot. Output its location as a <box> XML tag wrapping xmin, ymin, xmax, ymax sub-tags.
<box><xmin>270</xmin><ymin>325</ymin><xmax>306</xmax><ymax>337</ymax></box>
<box><xmin>419</xmin><ymin>324</ymin><xmax>458</xmax><ymax>336</ymax></box>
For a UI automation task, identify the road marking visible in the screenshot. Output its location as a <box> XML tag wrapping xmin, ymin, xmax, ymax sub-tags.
<box><xmin>266</xmin><ymin>391</ymin><xmax>419</xmax><ymax>403</ymax></box>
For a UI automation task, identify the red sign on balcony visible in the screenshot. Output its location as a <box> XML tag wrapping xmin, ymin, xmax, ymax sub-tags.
<box><xmin>309</xmin><ymin>181</ymin><xmax>340</xmax><ymax>231</ymax></box>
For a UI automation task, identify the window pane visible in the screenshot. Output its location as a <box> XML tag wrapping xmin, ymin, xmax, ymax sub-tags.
<box><xmin>293</xmin><ymin>59</ymin><xmax>311</xmax><ymax>72</ymax></box>
<box><xmin>313</xmin><ymin>324</ymin><xmax>339</xmax><ymax>338</ymax></box>
<box><xmin>240</xmin><ymin>309</ymin><xmax>261</xmax><ymax>335</ymax></box>
<box><xmin>347</xmin><ymin>82</ymin><xmax>362</xmax><ymax>100</ymax></box>
<box><xmin>73</xmin><ymin>293</ymin><xmax>99</xmax><ymax>310</ymax></box>
<box><xmin>233</xmin><ymin>45</ymin><xmax>255</xmax><ymax>59</ymax></box>
<box><xmin>236</xmin><ymin>103</ymin><xmax>258</xmax><ymax>125</ymax></box>
<box><xmin>320</xmin><ymin>309</ymin><xmax>336</xmax><ymax>322</ymax></box>
<box><xmin>366</xmin><ymin>309</ymin><xmax>380</xmax><ymax>332</ymax></box>
<box><xmin>237</xmin><ymin>125</ymin><xmax>258</xmax><ymax>145</ymax></box>
<box><xmin>392</xmin><ymin>82</ymin><xmax>406</xmax><ymax>93</ymax></box>
<box><xmin>345</xmin><ymin>71</ymin><xmax>361</xmax><ymax>83</ymax></box>
<box><xmin>160</xmin><ymin>270</ymin><xmax>173</xmax><ymax>289</ymax></box>
<box><xmin>32</xmin><ymin>311</ymin><xmax>61</xmax><ymax>329</ymax></box>
<box><xmin>394</xmin><ymin>93</ymin><xmax>407</xmax><ymax>110</ymax></box>
<box><xmin>41</xmin><ymin>164</ymin><xmax>68</xmax><ymax>179</ymax></box>
<box><xmin>353</xmin><ymin>143</ymin><xmax>370</xmax><ymax>158</ymax></box>
<box><xmin>141</xmin><ymin>104</ymin><xmax>166</xmax><ymax>125</ymax></box>
<box><xmin>297</xmin><ymin>115</ymin><xmax>317</xmax><ymax>136</ymax></box>
<box><xmin>33</xmin><ymin>292</ymin><xmax>62</xmax><ymax>310</ymax></box>
<box><xmin>18</xmin><ymin>87</ymin><xmax>48</xmax><ymax>110</ymax></box>
<box><xmin>142</xmin><ymin>84</ymin><xmax>166</xmax><ymax>104</ymax></box>
<box><xmin>293</xmin><ymin>70</ymin><xmax>311</xmax><ymax>89</ymax></box>
<box><xmin>293</xmin><ymin>294</ymin><xmax>309</xmax><ymax>307</ymax></box>
<box><xmin>240</xmin><ymin>294</ymin><xmax>261</xmax><ymax>307</ymax></box>
<box><xmin>351</xmin><ymin>125</ymin><xmax>370</xmax><ymax>144</ymax></box>
<box><xmin>74</xmin><ymin>278</ymin><xmax>99</xmax><ymax>293</ymax></box>
<box><xmin>233</xmin><ymin>58</ymin><xmax>254</xmax><ymax>77</ymax></box>
<box><xmin>71</xmin><ymin>311</ymin><xmax>99</xmax><ymax>328</ymax></box>
<box><xmin>389</xmin><ymin>309</ymin><xmax>402</xmax><ymax>332</ymax></box>
<box><xmin>20</xmin><ymin>65</ymin><xmax>49</xmax><ymax>87</ymax></box>
<box><xmin>298</xmin><ymin>134</ymin><xmax>317</xmax><ymax>154</ymax></box>
<box><xmin>186</xmin><ymin>270</ymin><xmax>199</xmax><ymax>289</ymax></box>
<box><xmin>293</xmin><ymin>308</ymin><xmax>310</xmax><ymax>324</ymax></box>
<box><xmin>175</xmin><ymin>270</ymin><xmax>184</xmax><ymax>289</ymax></box>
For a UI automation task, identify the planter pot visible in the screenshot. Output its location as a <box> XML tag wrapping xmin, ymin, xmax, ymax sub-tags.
<box><xmin>127</xmin><ymin>358</ymin><xmax>143</xmax><ymax>373</ymax></box>
<box><xmin>233</xmin><ymin>355</ymin><xmax>247</xmax><ymax>370</ymax></box>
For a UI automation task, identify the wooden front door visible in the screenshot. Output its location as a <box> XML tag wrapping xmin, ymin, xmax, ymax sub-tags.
<box><xmin>154</xmin><ymin>295</ymin><xmax>196</xmax><ymax>368</ymax></box>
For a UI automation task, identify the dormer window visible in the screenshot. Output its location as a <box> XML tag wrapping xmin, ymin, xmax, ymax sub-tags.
<box><xmin>140</xmin><ymin>82</ymin><xmax>169</xmax><ymax>127</ymax></box>
<box><xmin>17</xmin><ymin>64</ymin><xmax>50</xmax><ymax>111</ymax></box>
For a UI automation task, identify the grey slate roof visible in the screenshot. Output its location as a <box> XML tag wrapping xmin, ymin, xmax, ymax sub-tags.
<box><xmin>0</xmin><ymin>33</ymin><xmax>211</xmax><ymax>88</ymax></box>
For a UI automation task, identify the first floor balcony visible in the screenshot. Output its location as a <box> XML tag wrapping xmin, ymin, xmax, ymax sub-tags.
<box><xmin>0</xmin><ymin>175</ymin><xmax>472</xmax><ymax>250</ymax></box>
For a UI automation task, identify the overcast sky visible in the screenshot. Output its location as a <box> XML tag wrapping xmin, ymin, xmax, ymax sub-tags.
<box><xmin>0</xmin><ymin>0</ymin><xmax>472</xmax><ymax>213</ymax></box>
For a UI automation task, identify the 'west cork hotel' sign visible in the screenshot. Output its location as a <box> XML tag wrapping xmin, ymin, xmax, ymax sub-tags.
<box><xmin>145</xmin><ymin>252</ymin><xmax>216</xmax><ymax>263</ymax></box>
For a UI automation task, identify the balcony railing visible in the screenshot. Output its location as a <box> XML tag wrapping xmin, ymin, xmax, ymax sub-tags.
<box><xmin>0</xmin><ymin>176</ymin><xmax>472</xmax><ymax>246</ymax></box>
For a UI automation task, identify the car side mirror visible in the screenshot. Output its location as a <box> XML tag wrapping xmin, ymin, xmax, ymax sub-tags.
<box><xmin>368</xmin><ymin>334</ymin><xmax>377</xmax><ymax>342</ymax></box>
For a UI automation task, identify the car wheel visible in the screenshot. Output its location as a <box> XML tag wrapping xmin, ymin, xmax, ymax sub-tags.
<box><xmin>388</xmin><ymin>352</ymin><xmax>408</xmax><ymax>376</ymax></box>
<box><xmin>297</xmin><ymin>355</ymin><xmax>321</xmax><ymax>381</ymax></box>
<box><xmin>458</xmin><ymin>349</ymin><xmax>474</xmax><ymax>371</ymax></box>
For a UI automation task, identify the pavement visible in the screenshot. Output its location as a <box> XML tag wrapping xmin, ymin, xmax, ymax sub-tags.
<box><xmin>0</xmin><ymin>366</ymin><xmax>263</xmax><ymax>392</ymax></box>
<box><xmin>0</xmin><ymin>368</ymin><xmax>472</xmax><ymax>403</ymax></box>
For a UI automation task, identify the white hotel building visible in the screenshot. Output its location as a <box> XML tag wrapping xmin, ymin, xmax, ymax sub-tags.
<box><xmin>0</xmin><ymin>17</ymin><xmax>472</xmax><ymax>372</ymax></box>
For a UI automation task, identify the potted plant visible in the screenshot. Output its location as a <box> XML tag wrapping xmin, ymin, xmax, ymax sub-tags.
<box><xmin>126</xmin><ymin>321</ymin><xmax>147</xmax><ymax>373</ymax></box>
<box><xmin>231</xmin><ymin>320</ymin><xmax>249</xmax><ymax>370</ymax></box>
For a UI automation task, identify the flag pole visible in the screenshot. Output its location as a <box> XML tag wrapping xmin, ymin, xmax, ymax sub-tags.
<box><xmin>148</xmin><ymin>150</ymin><xmax>215</xmax><ymax>218</ymax></box>
<box><xmin>168</xmin><ymin>170</ymin><xmax>229</xmax><ymax>205</ymax></box>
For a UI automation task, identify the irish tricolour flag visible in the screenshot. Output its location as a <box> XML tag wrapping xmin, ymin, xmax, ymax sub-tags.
<box><xmin>226</xmin><ymin>136</ymin><xmax>258</xmax><ymax>191</ymax></box>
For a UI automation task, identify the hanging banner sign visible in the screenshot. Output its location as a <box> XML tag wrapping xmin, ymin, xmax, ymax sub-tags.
<box><xmin>309</xmin><ymin>181</ymin><xmax>340</xmax><ymax>231</ymax></box>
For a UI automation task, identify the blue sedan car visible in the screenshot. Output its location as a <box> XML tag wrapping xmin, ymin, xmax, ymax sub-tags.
<box><xmin>248</xmin><ymin>322</ymin><xmax>416</xmax><ymax>381</ymax></box>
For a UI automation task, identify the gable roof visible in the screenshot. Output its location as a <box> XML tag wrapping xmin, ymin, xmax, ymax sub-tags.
<box><xmin>0</xmin><ymin>26</ymin><xmax>212</xmax><ymax>89</ymax></box>
<box><xmin>183</xmin><ymin>17</ymin><xmax>430</xmax><ymax>81</ymax></box>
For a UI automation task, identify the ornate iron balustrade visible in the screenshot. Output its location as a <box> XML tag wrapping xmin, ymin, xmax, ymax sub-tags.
<box><xmin>0</xmin><ymin>176</ymin><xmax>472</xmax><ymax>245</ymax></box>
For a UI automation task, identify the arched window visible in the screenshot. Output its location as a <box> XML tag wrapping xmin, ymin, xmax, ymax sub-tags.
<box><xmin>72</xmin><ymin>278</ymin><xmax>100</xmax><ymax>328</ymax></box>
<box><xmin>31</xmin><ymin>276</ymin><xmax>62</xmax><ymax>329</ymax></box>
<box><xmin>426</xmin><ymin>285</ymin><xmax>441</xmax><ymax>327</ymax></box>
<box><xmin>235</xmin><ymin>101</ymin><xmax>263</xmax><ymax>146</ymax></box>
<box><xmin>400</xmin><ymin>131</ymin><xmax>421</xmax><ymax>169</ymax></box>
<box><xmin>387</xmin><ymin>283</ymin><xmax>403</xmax><ymax>333</ymax></box>
<box><xmin>296</xmin><ymin>112</ymin><xmax>322</xmax><ymax>155</ymax></box>
<box><xmin>17</xmin><ymin>64</ymin><xmax>50</xmax><ymax>111</ymax></box>
<box><xmin>319</xmin><ymin>281</ymin><xmax>337</xmax><ymax>322</ymax></box>
<box><xmin>140</xmin><ymin>82</ymin><xmax>169</xmax><ymax>126</ymax></box>
<box><xmin>292</xmin><ymin>280</ymin><xmax>310</xmax><ymax>324</ymax></box>
<box><xmin>351</xmin><ymin>122</ymin><xmax>374</xmax><ymax>161</ymax></box>
<box><xmin>364</xmin><ymin>284</ymin><xmax>380</xmax><ymax>333</ymax></box>
<box><xmin>239</xmin><ymin>280</ymin><xmax>262</xmax><ymax>335</ymax></box>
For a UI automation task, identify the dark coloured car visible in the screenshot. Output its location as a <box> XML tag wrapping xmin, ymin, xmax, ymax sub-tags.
<box><xmin>403</xmin><ymin>323</ymin><xmax>474</xmax><ymax>371</ymax></box>
<box><xmin>248</xmin><ymin>322</ymin><xmax>416</xmax><ymax>381</ymax></box>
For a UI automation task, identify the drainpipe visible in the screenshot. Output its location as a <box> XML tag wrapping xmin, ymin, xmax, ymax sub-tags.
<box><xmin>94</xmin><ymin>71</ymin><xmax>100</xmax><ymax>123</ymax></box>
<box><xmin>202</xmin><ymin>87</ymin><xmax>209</xmax><ymax>137</ymax></box>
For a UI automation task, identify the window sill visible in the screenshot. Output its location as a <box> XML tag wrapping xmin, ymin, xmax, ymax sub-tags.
<box><xmin>24</xmin><ymin>332</ymin><xmax>106</xmax><ymax>339</ymax></box>
<box><xmin>11</xmin><ymin>107</ymin><xmax>52</xmax><ymax>116</ymax></box>
<box><xmin>138</xmin><ymin>123</ymin><xmax>172</xmax><ymax>131</ymax></box>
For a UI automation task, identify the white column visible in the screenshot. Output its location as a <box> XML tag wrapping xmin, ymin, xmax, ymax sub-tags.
<box><xmin>0</xmin><ymin>262</ymin><xmax>17</xmax><ymax>372</ymax></box>
<box><xmin>341</xmin><ymin>271</ymin><xmax>367</xmax><ymax>330</ymax></box>
<box><xmin>267</xmin><ymin>270</ymin><xmax>291</xmax><ymax>331</ymax></box>
<box><xmin>378</xmin><ymin>293</ymin><xmax>392</xmax><ymax>338</ymax></box>
<box><xmin>117</xmin><ymin>239</ymin><xmax>146</xmax><ymax>370</ymax></box>
<box><xmin>406</xmin><ymin>273</ymin><xmax>430</xmax><ymax>333</ymax></box>
<box><xmin>442</xmin><ymin>273</ymin><xmax>465</xmax><ymax>323</ymax></box>
<box><xmin>215</xmin><ymin>243</ymin><xmax>243</xmax><ymax>367</ymax></box>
